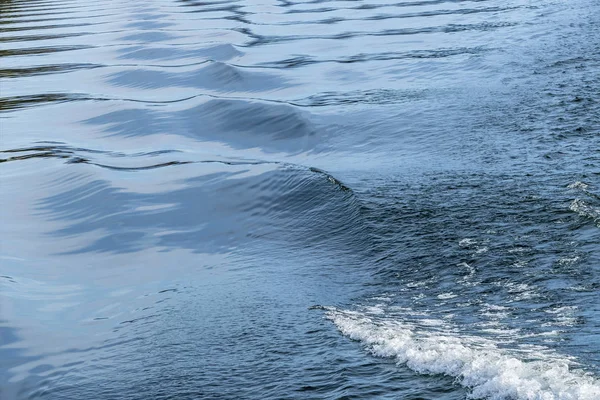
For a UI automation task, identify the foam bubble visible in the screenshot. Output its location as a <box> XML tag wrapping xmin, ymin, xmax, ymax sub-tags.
<box><xmin>567</xmin><ymin>182</ymin><xmax>589</xmax><ymax>190</ymax></box>
<box><xmin>460</xmin><ymin>238</ymin><xmax>477</xmax><ymax>247</ymax></box>
<box><xmin>326</xmin><ymin>308</ymin><xmax>600</xmax><ymax>400</ymax></box>
<box><xmin>438</xmin><ymin>292</ymin><xmax>458</xmax><ymax>300</ymax></box>
<box><xmin>569</xmin><ymin>199</ymin><xmax>600</xmax><ymax>226</ymax></box>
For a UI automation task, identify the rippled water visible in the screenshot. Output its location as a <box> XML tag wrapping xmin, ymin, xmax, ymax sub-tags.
<box><xmin>1</xmin><ymin>0</ymin><xmax>599</xmax><ymax>398</ymax></box>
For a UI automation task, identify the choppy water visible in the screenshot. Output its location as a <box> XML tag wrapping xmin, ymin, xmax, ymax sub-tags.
<box><xmin>1</xmin><ymin>0</ymin><xmax>599</xmax><ymax>398</ymax></box>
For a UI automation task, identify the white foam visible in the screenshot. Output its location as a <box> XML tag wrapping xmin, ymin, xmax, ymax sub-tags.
<box><xmin>460</xmin><ymin>238</ymin><xmax>477</xmax><ymax>247</ymax></box>
<box><xmin>326</xmin><ymin>308</ymin><xmax>600</xmax><ymax>400</ymax></box>
<box><xmin>475</xmin><ymin>246</ymin><xmax>489</xmax><ymax>254</ymax></box>
<box><xmin>505</xmin><ymin>282</ymin><xmax>541</xmax><ymax>301</ymax></box>
<box><xmin>558</xmin><ymin>257</ymin><xmax>580</xmax><ymax>266</ymax></box>
<box><xmin>570</xmin><ymin>199</ymin><xmax>600</xmax><ymax>226</ymax></box>
<box><xmin>544</xmin><ymin>306</ymin><xmax>579</xmax><ymax>327</ymax></box>
<box><xmin>567</xmin><ymin>182</ymin><xmax>589</xmax><ymax>190</ymax></box>
<box><xmin>438</xmin><ymin>292</ymin><xmax>458</xmax><ymax>300</ymax></box>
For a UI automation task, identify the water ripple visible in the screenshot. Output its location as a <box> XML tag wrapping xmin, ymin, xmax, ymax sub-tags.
<box><xmin>2</xmin><ymin>0</ymin><xmax>600</xmax><ymax>398</ymax></box>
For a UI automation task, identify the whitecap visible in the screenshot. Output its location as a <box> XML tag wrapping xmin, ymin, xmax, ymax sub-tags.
<box><xmin>570</xmin><ymin>199</ymin><xmax>600</xmax><ymax>226</ymax></box>
<box><xmin>460</xmin><ymin>238</ymin><xmax>477</xmax><ymax>247</ymax></box>
<box><xmin>438</xmin><ymin>292</ymin><xmax>458</xmax><ymax>300</ymax></box>
<box><xmin>567</xmin><ymin>182</ymin><xmax>589</xmax><ymax>190</ymax></box>
<box><xmin>326</xmin><ymin>308</ymin><xmax>600</xmax><ymax>400</ymax></box>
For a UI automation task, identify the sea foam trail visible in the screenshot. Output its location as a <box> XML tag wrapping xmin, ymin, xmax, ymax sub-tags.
<box><xmin>326</xmin><ymin>309</ymin><xmax>600</xmax><ymax>400</ymax></box>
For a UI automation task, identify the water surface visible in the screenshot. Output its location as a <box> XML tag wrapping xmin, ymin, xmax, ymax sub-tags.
<box><xmin>1</xmin><ymin>0</ymin><xmax>600</xmax><ymax>398</ymax></box>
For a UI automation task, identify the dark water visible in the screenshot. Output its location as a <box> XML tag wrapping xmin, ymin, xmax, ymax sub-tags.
<box><xmin>1</xmin><ymin>0</ymin><xmax>599</xmax><ymax>398</ymax></box>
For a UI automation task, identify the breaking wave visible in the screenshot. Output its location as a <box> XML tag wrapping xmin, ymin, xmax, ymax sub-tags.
<box><xmin>326</xmin><ymin>307</ymin><xmax>600</xmax><ymax>400</ymax></box>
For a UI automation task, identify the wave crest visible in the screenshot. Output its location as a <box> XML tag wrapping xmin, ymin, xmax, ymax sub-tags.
<box><xmin>326</xmin><ymin>308</ymin><xmax>600</xmax><ymax>400</ymax></box>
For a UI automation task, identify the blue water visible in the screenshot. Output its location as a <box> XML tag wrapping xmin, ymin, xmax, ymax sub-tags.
<box><xmin>1</xmin><ymin>0</ymin><xmax>599</xmax><ymax>398</ymax></box>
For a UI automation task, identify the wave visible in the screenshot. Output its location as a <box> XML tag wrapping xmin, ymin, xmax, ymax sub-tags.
<box><xmin>569</xmin><ymin>199</ymin><xmax>600</xmax><ymax>227</ymax></box>
<box><xmin>568</xmin><ymin>181</ymin><xmax>600</xmax><ymax>228</ymax></box>
<box><xmin>83</xmin><ymin>98</ymin><xmax>320</xmax><ymax>153</ymax></box>
<box><xmin>27</xmin><ymin>152</ymin><xmax>367</xmax><ymax>255</ymax></box>
<box><xmin>325</xmin><ymin>307</ymin><xmax>600</xmax><ymax>400</ymax></box>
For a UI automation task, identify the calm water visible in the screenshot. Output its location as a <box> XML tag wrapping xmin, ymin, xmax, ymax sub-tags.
<box><xmin>1</xmin><ymin>0</ymin><xmax>599</xmax><ymax>398</ymax></box>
